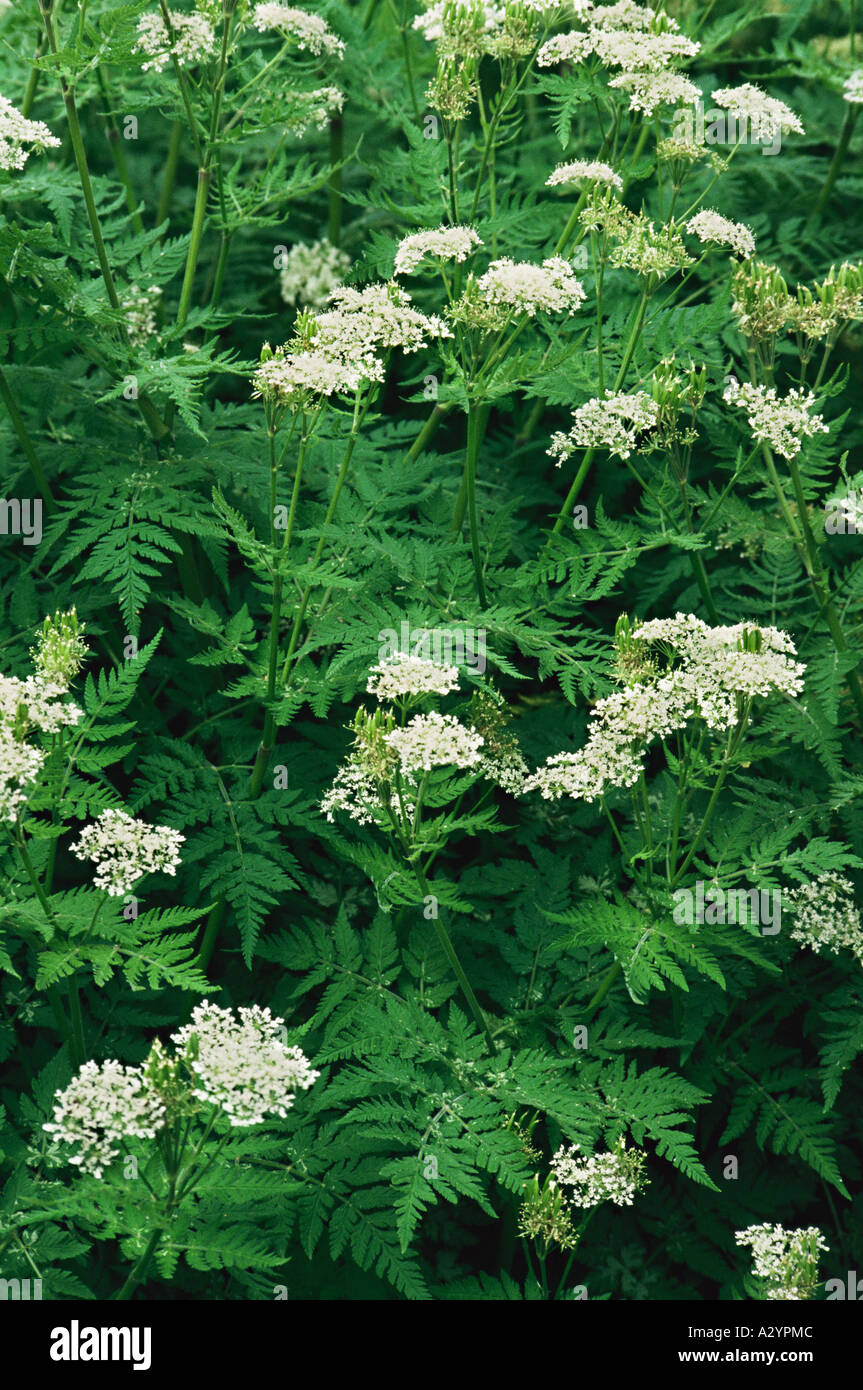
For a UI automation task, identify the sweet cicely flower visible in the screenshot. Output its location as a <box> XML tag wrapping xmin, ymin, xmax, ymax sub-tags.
<box><xmin>0</xmin><ymin>94</ymin><xmax>60</xmax><ymax>172</ymax></box>
<box><xmin>786</xmin><ymin>873</ymin><xmax>863</xmax><ymax>965</ymax></box>
<box><xmin>0</xmin><ymin>672</ymin><xmax>83</xmax><ymax>737</ymax></box>
<box><xmin>278</xmin><ymin>239</ymin><xmax>351</xmax><ymax>309</ymax></box>
<box><xmin>70</xmin><ymin>809</ymin><xmax>185</xmax><ymax>896</ymax></box>
<box><xmin>723</xmin><ymin>378</ymin><xmax>828</xmax><ymax>460</ymax></box>
<box><xmin>551</xmin><ymin>1140</ymin><xmax>649</xmax><ymax>1207</ymax></box>
<box><xmin>122</xmin><ymin>284</ymin><xmax>162</xmax><ymax>349</ymax></box>
<box><xmin>254</xmin><ymin>282</ymin><xmax>451</xmax><ymax>410</ymax></box>
<box><xmin>711</xmin><ymin>83</ymin><xmax>805</xmax><ymax>140</ymax></box>
<box><xmin>549</xmin><ymin>390</ymin><xmax>661</xmax><ymax>464</ymax></box>
<box><xmin>537</xmin><ymin>30</ymin><xmax>594</xmax><ymax>66</ymax></box>
<box><xmin>524</xmin><ymin>614</ymin><xmax>805</xmax><ymax>805</ymax></box>
<box><xmin>546</xmin><ymin>160</ymin><xmax>623</xmax><ymax>191</ymax></box>
<box><xmin>385</xmin><ymin>711</ymin><xmax>484</xmax><ymax>774</ymax></box>
<box><xmin>43</xmin><ymin>1005</ymin><xmax>319</xmax><ymax>1175</ymax></box>
<box><xmin>609</xmin><ymin>70</ymin><xmax>700</xmax><ymax>115</ymax></box>
<box><xmin>367</xmin><ymin>654</ymin><xmax>461</xmax><ymax>700</ymax></box>
<box><xmin>394</xmin><ymin>225</ymin><xmax>483</xmax><ymax>276</ymax></box>
<box><xmin>0</xmin><ymin>733</ymin><xmax>45</xmax><ymax>823</ymax></box>
<box><xmin>134</xmin><ymin>9</ymin><xmax>218</xmax><ymax>73</ymax></box>
<box><xmin>843</xmin><ymin>70</ymin><xmax>863</xmax><ymax>104</ymax></box>
<box><xmin>43</xmin><ymin>1059</ymin><xmax>167</xmax><ymax>1179</ymax></box>
<box><xmin>590</xmin><ymin>2</ymin><xmax>678</xmax><ymax>30</ymax></box>
<box><xmin>0</xmin><ymin>611</ymin><xmax>88</xmax><ymax>822</ymax></box>
<box><xmin>288</xmin><ymin>86</ymin><xmax>345</xmax><ymax>135</ymax></box>
<box><xmin>251</xmin><ymin>4</ymin><xmax>345</xmax><ymax>58</ymax></box>
<box><xmin>591</xmin><ymin>30</ymin><xmax>699</xmax><ymax>71</ymax></box>
<box><xmin>475</xmin><ymin>256</ymin><xmax>587</xmax><ymax>317</ymax></box>
<box><xmin>170</xmin><ymin>1001</ymin><xmax>320</xmax><ymax>1126</ymax></box>
<box><xmin>735</xmin><ymin>1223</ymin><xmax>828</xmax><ymax>1300</ymax></box>
<box><xmin>685</xmin><ymin>209</ymin><xmax>755</xmax><ymax>259</ymax></box>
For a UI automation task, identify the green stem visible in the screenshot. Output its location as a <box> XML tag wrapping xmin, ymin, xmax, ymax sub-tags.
<box><xmin>412</xmin><ymin>865</ymin><xmax>496</xmax><ymax>1053</ymax></box>
<box><xmin>328</xmin><ymin>117</ymin><xmax>343</xmax><ymax>246</ymax></box>
<box><xmin>156</xmin><ymin>120</ymin><xmax>184</xmax><ymax>230</ymax></box>
<box><xmin>0</xmin><ymin>365</ymin><xmax>56</xmax><ymax>509</ymax></box>
<box><xmin>807</xmin><ymin>105</ymin><xmax>858</xmax><ymax>232</ymax></box>
<box><xmin>96</xmin><ymin>66</ymin><xmax>145</xmax><ymax>236</ymax></box>
<box><xmin>249</xmin><ymin>423</ymin><xmax>311</xmax><ymax>797</ymax></box>
<box><xmin>40</xmin><ymin>5</ymin><xmax>119</xmax><ymax>309</ymax></box>
<box><xmin>545</xmin><ymin>290</ymin><xmax>649</xmax><ymax>542</ymax></box>
<box><xmin>114</xmin><ymin>1225</ymin><xmax>164</xmax><ymax>1301</ymax></box>
<box><xmin>280</xmin><ymin>397</ymin><xmax>366</xmax><ymax>685</ymax></box>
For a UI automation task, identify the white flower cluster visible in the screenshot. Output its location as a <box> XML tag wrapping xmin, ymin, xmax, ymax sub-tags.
<box><xmin>735</xmin><ymin>1223</ymin><xmax>828</xmax><ymax>1300</ymax></box>
<box><xmin>44</xmin><ymin>1059</ymin><xmax>167</xmax><ymax>1179</ymax></box>
<box><xmin>786</xmin><ymin>873</ymin><xmax>863</xmax><ymax>965</ymax></box>
<box><xmin>122</xmin><ymin>284</ymin><xmax>162</xmax><ymax>349</ymax></box>
<box><xmin>394</xmin><ymin>225</ymin><xmax>483</xmax><ymax>275</ymax></box>
<box><xmin>0</xmin><ymin>735</ymin><xmax>46</xmax><ymax>824</ymax></box>
<box><xmin>279</xmin><ymin>239</ymin><xmax>351</xmax><ymax>310</ymax></box>
<box><xmin>685</xmin><ymin>209</ymin><xmax>755</xmax><ymax>259</ymax></box>
<box><xmin>0</xmin><ymin>674</ymin><xmax>83</xmax><ymax>737</ymax></box>
<box><xmin>524</xmin><ymin>614</ymin><xmax>805</xmax><ymax>804</ymax></box>
<box><xmin>171</xmin><ymin>1001</ymin><xmax>320</xmax><ymax>1126</ymax></box>
<box><xmin>844</xmin><ymin>70</ymin><xmax>863</xmax><ymax>105</ymax></box>
<box><xmin>0</xmin><ymin>94</ymin><xmax>60</xmax><ymax>172</ymax></box>
<box><xmin>590</xmin><ymin>2</ymin><xmax>668</xmax><ymax>28</ymax></box>
<box><xmin>44</xmin><ymin>1005</ymin><xmax>319</xmax><ymax>1174</ymax></box>
<box><xmin>723</xmin><ymin>378</ymin><xmax>828</xmax><ymax>460</ymax></box>
<box><xmin>320</xmin><ymin>755</ymin><xmax>404</xmax><ymax>826</ymax></box>
<box><xmin>367</xmin><ymin>654</ymin><xmax>460</xmax><ymax>700</ymax></box>
<box><xmin>608</xmin><ymin>70</ymin><xmax>699</xmax><ymax>115</ymax></box>
<box><xmin>413</xmin><ymin>1</ymin><xmax>505</xmax><ymax>51</ymax></box>
<box><xmin>0</xmin><ymin>612</ymin><xmax>86</xmax><ymax>822</ymax></box>
<box><xmin>134</xmin><ymin>10</ymin><xmax>218</xmax><ymax>73</ymax></box>
<box><xmin>632</xmin><ymin>613</ymin><xmax>806</xmax><ymax>705</ymax></box>
<box><xmin>537</xmin><ymin>2</ymin><xmax>702</xmax><ymax>114</ymax></box>
<box><xmin>549</xmin><ymin>389</ymin><xmax>660</xmax><ymax>464</ymax></box>
<box><xmin>288</xmin><ymin>86</ymin><xmax>344</xmax><ymax>136</ymax></box>
<box><xmin>385</xmin><ymin>711</ymin><xmax>485</xmax><ymax>775</ymax></box>
<box><xmin>551</xmin><ymin>1140</ymin><xmax>648</xmax><ymax>1208</ymax></box>
<box><xmin>254</xmin><ymin>281</ymin><xmax>451</xmax><ymax>408</ymax></box>
<box><xmin>546</xmin><ymin>159</ymin><xmax>622</xmax><ymax>190</ymax></box>
<box><xmin>251</xmin><ymin>5</ymin><xmax>345</xmax><ymax>58</ymax></box>
<box><xmin>712</xmin><ymin>83</ymin><xmax>805</xmax><ymax>140</ymax></box>
<box><xmin>592</xmin><ymin>30</ymin><xmax>699</xmax><ymax>71</ymax></box>
<box><xmin>475</xmin><ymin>256</ymin><xmax>586</xmax><ymax>317</ymax></box>
<box><xmin>536</xmin><ymin>30</ymin><xmax>593</xmax><ymax>65</ymax></box>
<box><xmin>70</xmin><ymin>808</ymin><xmax>185</xmax><ymax>896</ymax></box>
<box><xmin>479</xmin><ymin>746</ymin><xmax>530</xmax><ymax>795</ymax></box>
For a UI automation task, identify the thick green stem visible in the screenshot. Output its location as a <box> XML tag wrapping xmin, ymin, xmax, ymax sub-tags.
<box><xmin>807</xmin><ymin>105</ymin><xmax>858</xmax><ymax>232</ymax></box>
<box><xmin>114</xmin><ymin>1226</ymin><xmax>164</xmax><ymax>1301</ymax></box>
<box><xmin>464</xmin><ymin>405</ymin><xmax>488</xmax><ymax>606</ymax></box>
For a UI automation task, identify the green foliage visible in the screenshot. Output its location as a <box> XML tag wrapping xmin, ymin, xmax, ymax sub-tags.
<box><xmin>0</xmin><ymin>0</ymin><xmax>861</xmax><ymax>1306</ymax></box>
